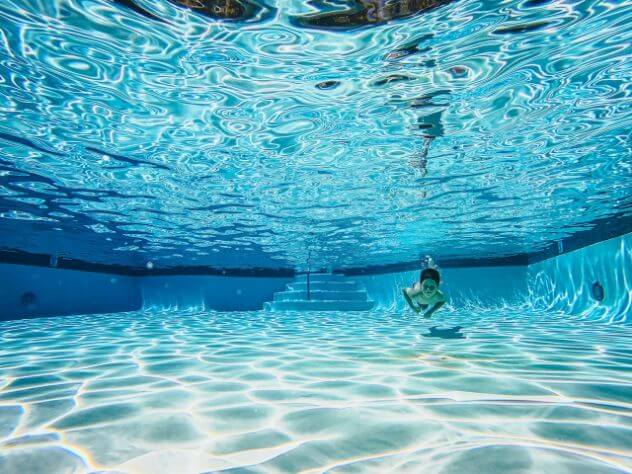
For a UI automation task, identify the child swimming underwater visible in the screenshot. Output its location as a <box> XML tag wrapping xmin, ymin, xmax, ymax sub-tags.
<box><xmin>403</xmin><ymin>267</ymin><xmax>446</xmax><ymax>318</ymax></box>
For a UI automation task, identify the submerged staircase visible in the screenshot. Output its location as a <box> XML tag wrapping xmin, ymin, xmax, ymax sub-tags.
<box><xmin>264</xmin><ymin>273</ymin><xmax>375</xmax><ymax>311</ymax></box>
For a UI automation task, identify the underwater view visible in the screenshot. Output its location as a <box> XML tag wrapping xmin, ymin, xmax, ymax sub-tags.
<box><xmin>0</xmin><ymin>0</ymin><xmax>631</xmax><ymax>473</ymax></box>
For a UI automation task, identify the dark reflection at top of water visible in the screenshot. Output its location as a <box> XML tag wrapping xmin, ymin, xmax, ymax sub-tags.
<box><xmin>316</xmin><ymin>80</ymin><xmax>341</xmax><ymax>90</ymax></box>
<box><xmin>0</xmin><ymin>131</ymin><xmax>63</xmax><ymax>157</ymax></box>
<box><xmin>385</xmin><ymin>33</ymin><xmax>434</xmax><ymax>60</ymax></box>
<box><xmin>493</xmin><ymin>20</ymin><xmax>552</xmax><ymax>35</ymax></box>
<box><xmin>169</xmin><ymin>0</ymin><xmax>276</xmax><ymax>22</ymax></box>
<box><xmin>290</xmin><ymin>0</ymin><xmax>453</xmax><ymax>30</ymax></box>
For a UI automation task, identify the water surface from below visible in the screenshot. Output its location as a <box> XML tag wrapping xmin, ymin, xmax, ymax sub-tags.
<box><xmin>0</xmin><ymin>308</ymin><xmax>630</xmax><ymax>473</ymax></box>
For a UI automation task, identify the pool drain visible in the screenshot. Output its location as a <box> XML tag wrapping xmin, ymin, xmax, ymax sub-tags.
<box><xmin>591</xmin><ymin>281</ymin><xmax>605</xmax><ymax>302</ymax></box>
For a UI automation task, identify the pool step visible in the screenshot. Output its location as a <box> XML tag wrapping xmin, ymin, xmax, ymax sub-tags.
<box><xmin>264</xmin><ymin>273</ymin><xmax>374</xmax><ymax>312</ymax></box>
<box><xmin>288</xmin><ymin>281</ymin><xmax>358</xmax><ymax>292</ymax></box>
<box><xmin>293</xmin><ymin>273</ymin><xmax>347</xmax><ymax>282</ymax></box>
<box><xmin>274</xmin><ymin>290</ymin><xmax>369</xmax><ymax>301</ymax></box>
<box><xmin>268</xmin><ymin>300</ymin><xmax>375</xmax><ymax>312</ymax></box>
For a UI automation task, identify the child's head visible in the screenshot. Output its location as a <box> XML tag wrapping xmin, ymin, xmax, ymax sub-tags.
<box><xmin>419</xmin><ymin>268</ymin><xmax>440</xmax><ymax>297</ymax></box>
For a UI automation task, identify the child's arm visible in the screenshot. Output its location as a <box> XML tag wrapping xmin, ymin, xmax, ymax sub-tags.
<box><xmin>423</xmin><ymin>293</ymin><xmax>446</xmax><ymax>318</ymax></box>
<box><xmin>402</xmin><ymin>288</ymin><xmax>421</xmax><ymax>313</ymax></box>
<box><xmin>423</xmin><ymin>301</ymin><xmax>445</xmax><ymax>318</ymax></box>
<box><xmin>407</xmin><ymin>283</ymin><xmax>424</xmax><ymax>298</ymax></box>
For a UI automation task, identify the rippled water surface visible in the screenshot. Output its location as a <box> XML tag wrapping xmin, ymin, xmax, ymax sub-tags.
<box><xmin>0</xmin><ymin>0</ymin><xmax>631</xmax><ymax>268</ymax></box>
<box><xmin>0</xmin><ymin>308</ymin><xmax>631</xmax><ymax>473</ymax></box>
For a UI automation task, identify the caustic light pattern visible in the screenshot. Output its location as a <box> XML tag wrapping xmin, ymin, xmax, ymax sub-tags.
<box><xmin>0</xmin><ymin>309</ymin><xmax>631</xmax><ymax>472</ymax></box>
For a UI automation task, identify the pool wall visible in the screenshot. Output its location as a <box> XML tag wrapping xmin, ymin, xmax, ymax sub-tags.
<box><xmin>356</xmin><ymin>266</ymin><xmax>529</xmax><ymax>310</ymax></box>
<box><xmin>139</xmin><ymin>275</ymin><xmax>292</xmax><ymax>311</ymax></box>
<box><xmin>0</xmin><ymin>263</ymin><xmax>141</xmax><ymax>320</ymax></box>
<box><xmin>528</xmin><ymin>233</ymin><xmax>631</xmax><ymax>322</ymax></box>
<box><xmin>1</xmin><ymin>232</ymin><xmax>629</xmax><ymax>320</ymax></box>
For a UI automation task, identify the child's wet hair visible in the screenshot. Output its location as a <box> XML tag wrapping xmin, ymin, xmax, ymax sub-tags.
<box><xmin>420</xmin><ymin>268</ymin><xmax>440</xmax><ymax>285</ymax></box>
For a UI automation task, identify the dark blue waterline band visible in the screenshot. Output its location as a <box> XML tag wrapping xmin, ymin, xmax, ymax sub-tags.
<box><xmin>337</xmin><ymin>254</ymin><xmax>530</xmax><ymax>275</ymax></box>
<box><xmin>527</xmin><ymin>213</ymin><xmax>632</xmax><ymax>264</ymax></box>
<box><xmin>0</xmin><ymin>250</ymin><xmax>295</xmax><ymax>277</ymax></box>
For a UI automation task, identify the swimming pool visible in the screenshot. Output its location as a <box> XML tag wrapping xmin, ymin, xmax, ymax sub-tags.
<box><xmin>1</xmin><ymin>0</ymin><xmax>631</xmax><ymax>472</ymax></box>
<box><xmin>1</xmin><ymin>235</ymin><xmax>631</xmax><ymax>473</ymax></box>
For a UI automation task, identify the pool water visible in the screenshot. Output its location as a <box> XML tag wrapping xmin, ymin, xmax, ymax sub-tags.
<box><xmin>0</xmin><ymin>0</ymin><xmax>630</xmax><ymax>269</ymax></box>
<box><xmin>1</xmin><ymin>307</ymin><xmax>631</xmax><ymax>473</ymax></box>
<box><xmin>0</xmin><ymin>0</ymin><xmax>631</xmax><ymax>472</ymax></box>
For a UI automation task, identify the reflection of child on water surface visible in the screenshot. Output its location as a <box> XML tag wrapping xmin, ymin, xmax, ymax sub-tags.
<box><xmin>403</xmin><ymin>261</ymin><xmax>446</xmax><ymax>318</ymax></box>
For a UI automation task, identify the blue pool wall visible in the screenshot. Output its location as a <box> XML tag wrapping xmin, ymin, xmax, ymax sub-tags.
<box><xmin>0</xmin><ymin>266</ymin><xmax>290</xmax><ymax>319</ymax></box>
<box><xmin>1</xmin><ymin>232</ymin><xmax>630</xmax><ymax>320</ymax></box>
<box><xmin>355</xmin><ymin>266</ymin><xmax>529</xmax><ymax>310</ymax></box>
<box><xmin>528</xmin><ymin>233</ymin><xmax>631</xmax><ymax>322</ymax></box>
<box><xmin>139</xmin><ymin>275</ymin><xmax>291</xmax><ymax>311</ymax></box>
<box><xmin>0</xmin><ymin>263</ymin><xmax>527</xmax><ymax>318</ymax></box>
<box><xmin>0</xmin><ymin>263</ymin><xmax>141</xmax><ymax>320</ymax></box>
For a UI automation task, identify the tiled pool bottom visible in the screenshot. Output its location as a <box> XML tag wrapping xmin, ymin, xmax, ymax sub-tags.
<box><xmin>0</xmin><ymin>308</ymin><xmax>631</xmax><ymax>473</ymax></box>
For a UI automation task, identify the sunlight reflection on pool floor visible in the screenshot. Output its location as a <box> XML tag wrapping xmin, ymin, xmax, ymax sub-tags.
<box><xmin>0</xmin><ymin>308</ymin><xmax>631</xmax><ymax>473</ymax></box>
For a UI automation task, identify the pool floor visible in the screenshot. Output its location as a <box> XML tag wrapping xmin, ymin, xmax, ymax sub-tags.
<box><xmin>1</xmin><ymin>308</ymin><xmax>631</xmax><ymax>473</ymax></box>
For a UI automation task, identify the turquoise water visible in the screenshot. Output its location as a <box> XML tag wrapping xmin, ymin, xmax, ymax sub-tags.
<box><xmin>0</xmin><ymin>0</ymin><xmax>631</xmax><ymax>269</ymax></box>
<box><xmin>0</xmin><ymin>0</ymin><xmax>631</xmax><ymax>472</ymax></box>
<box><xmin>1</xmin><ymin>307</ymin><xmax>631</xmax><ymax>472</ymax></box>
